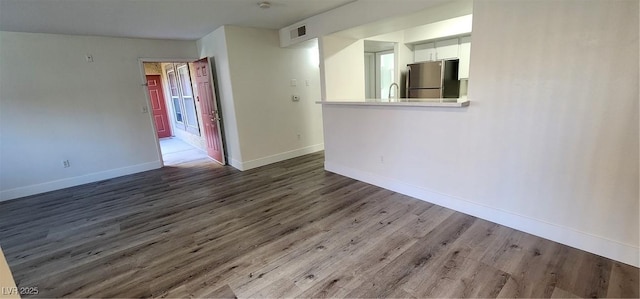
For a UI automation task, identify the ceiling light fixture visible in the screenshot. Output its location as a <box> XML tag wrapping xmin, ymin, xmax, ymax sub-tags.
<box><xmin>258</xmin><ymin>1</ymin><xmax>271</xmax><ymax>9</ymax></box>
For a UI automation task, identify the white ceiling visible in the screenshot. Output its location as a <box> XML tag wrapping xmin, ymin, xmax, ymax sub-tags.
<box><xmin>0</xmin><ymin>0</ymin><xmax>354</xmax><ymax>40</ymax></box>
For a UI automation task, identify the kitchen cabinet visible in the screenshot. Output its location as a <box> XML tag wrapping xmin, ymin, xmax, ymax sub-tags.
<box><xmin>458</xmin><ymin>36</ymin><xmax>471</xmax><ymax>79</ymax></box>
<box><xmin>434</xmin><ymin>38</ymin><xmax>459</xmax><ymax>60</ymax></box>
<box><xmin>413</xmin><ymin>42</ymin><xmax>436</xmax><ymax>62</ymax></box>
<box><xmin>413</xmin><ymin>38</ymin><xmax>460</xmax><ymax>62</ymax></box>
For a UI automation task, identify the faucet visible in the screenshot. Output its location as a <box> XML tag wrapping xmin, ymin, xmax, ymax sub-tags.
<box><xmin>388</xmin><ymin>83</ymin><xmax>399</xmax><ymax>102</ymax></box>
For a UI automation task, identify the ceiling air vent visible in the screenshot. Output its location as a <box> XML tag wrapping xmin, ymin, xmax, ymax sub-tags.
<box><xmin>290</xmin><ymin>25</ymin><xmax>307</xmax><ymax>40</ymax></box>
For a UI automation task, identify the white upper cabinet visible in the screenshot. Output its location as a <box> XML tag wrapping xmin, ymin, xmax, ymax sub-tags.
<box><xmin>458</xmin><ymin>36</ymin><xmax>471</xmax><ymax>79</ymax></box>
<box><xmin>413</xmin><ymin>42</ymin><xmax>436</xmax><ymax>62</ymax></box>
<box><xmin>434</xmin><ymin>38</ymin><xmax>459</xmax><ymax>60</ymax></box>
<box><xmin>413</xmin><ymin>38</ymin><xmax>462</xmax><ymax>62</ymax></box>
<box><xmin>411</xmin><ymin>35</ymin><xmax>471</xmax><ymax>79</ymax></box>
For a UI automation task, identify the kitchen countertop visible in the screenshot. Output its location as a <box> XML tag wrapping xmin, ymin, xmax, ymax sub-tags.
<box><xmin>316</xmin><ymin>98</ymin><xmax>470</xmax><ymax>108</ymax></box>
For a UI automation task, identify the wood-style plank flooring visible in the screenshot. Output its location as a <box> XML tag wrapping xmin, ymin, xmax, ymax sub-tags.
<box><xmin>0</xmin><ymin>152</ymin><xmax>638</xmax><ymax>298</ymax></box>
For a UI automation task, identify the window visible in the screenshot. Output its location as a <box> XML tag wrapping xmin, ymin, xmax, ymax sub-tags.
<box><xmin>167</xmin><ymin>69</ymin><xmax>183</xmax><ymax>123</ymax></box>
<box><xmin>166</xmin><ymin>63</ymin><xmax>200</xmax><ymax>135</ymax></box>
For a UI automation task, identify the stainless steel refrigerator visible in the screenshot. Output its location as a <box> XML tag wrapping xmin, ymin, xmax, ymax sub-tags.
<box><xmin>406</xmin><ymin>59</ymin><xmax>460</xmax><ymax>98</ymax></box>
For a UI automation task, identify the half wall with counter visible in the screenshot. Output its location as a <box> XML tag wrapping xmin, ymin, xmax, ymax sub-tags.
<box><xmin>315</xmin><ymin>0</ymin><xmax>639</xmax><ymax>267</ymax></box>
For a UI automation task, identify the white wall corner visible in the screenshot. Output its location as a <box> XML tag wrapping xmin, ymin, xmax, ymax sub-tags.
<box><xmin>324</xmin><ymin>160</ymin><xmax>640</xmax><ymax>268</ymax></box>
<box><xmin>228</xmin><ymin>158</ymin><xmax>245</xmax><ymax>171</ymax></box>
<box><xmin>0</xmin><ymin>161</ymin><xmax>163</xmax><ymax>202</ymax></box>
<box><xmin>238</xmin><ymin>144</ymin><xmax>324</xmax><ymax>171</ymax></box>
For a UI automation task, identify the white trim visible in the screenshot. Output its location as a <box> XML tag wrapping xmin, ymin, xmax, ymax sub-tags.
<box><xmin>325</xmin><ymin>160</ymin><xmax>640</xmax><ymax>268</ymax></box>
<box><xmin>232</xmin><ymin>144</ymin><xmax>325</xmax><ymax>171</ymax></box>
<box><xmin>0</xmin><ymin>161</ymin><xmax>162</xmax><ymax>202</ymax></box>
<box><xmin>317</xmin><ymin>37</ymin><xmax>327</xmax><ymax>101</ymax></box>
<box><xmin>228</xmin><ymin>158</ymin><xmax>244</xmax><ymax>171</ymax></box>
<box><xmin>137</xmin><ymin>59</ymin><xmax>165</xmax><ymax>167</ymax></box>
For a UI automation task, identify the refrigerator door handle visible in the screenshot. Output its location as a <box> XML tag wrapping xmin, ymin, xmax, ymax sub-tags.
<box><xmin>406</xmin><ymin>65</ymin><xmax>411</xmax><ymax>98</ymax></box>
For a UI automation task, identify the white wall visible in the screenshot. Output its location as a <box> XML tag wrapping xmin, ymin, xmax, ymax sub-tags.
<box><xmin>321</xmin><ymin>36</ymin><xmax>365</xmax><ymax>100</ymax></box>
<box><xmin>321</xmin><ymin>0</ymin><xmax>639</xmax><ymax>267</ymax></box>
<box><xmin>333</xmin><ymin>0</ymin><xmax>473</xmax><ymax>42</ymax></box>
<box><xmin>280</xmin><ymin>0</ymin><xmax>474</xmax><ymax>47</ymax></box>
<box><xmin>404</xmin><ymin>14</ymin><xmax>472</xmax><ymax>44</ymax></box>
<box><xmin>225</xmin><ymin>26</ymin><xmax>324</xmax><ymax>169</ymax></box>
<box><xmin>0</xmin><ymin>31</ymin><xmax>197</xmax><ymax>201</ymax></box>
<box><xmin>198</xmin><ymin>26</ymin><xmax>324</xmax><ymax>170</ymax></box>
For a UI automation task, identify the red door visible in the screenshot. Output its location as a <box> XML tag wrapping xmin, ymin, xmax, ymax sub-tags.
<box><xmin>146</xmin><ymin>75</ymin><xmax>172</xmax><ymax>138</ymax></box>
<box><xmin>194</xmin><ymin>58</ymin><xmax>225</xmax><ymax>164</ymax></box>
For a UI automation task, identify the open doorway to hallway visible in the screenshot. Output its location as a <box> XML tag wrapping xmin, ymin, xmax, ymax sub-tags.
<box><xmin>142</xmin><ymin>59</ymin><xmax>226</xmax><ymax>166</ymax></box>
<box><xmin>159</xmin><ymin>137</ymin><xmax>210</xmax><ymax>166</ymax></box>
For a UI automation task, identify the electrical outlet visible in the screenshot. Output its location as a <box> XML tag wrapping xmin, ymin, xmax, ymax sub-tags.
<box><xmin>62</xmin><ymin>160</ymin><xmax>71</xmax><ymax>168</ymax></box>
<box><xmin>297</xmin><ymin>134</ymin><xmax>301</xmax><ymax>140</ymax></box>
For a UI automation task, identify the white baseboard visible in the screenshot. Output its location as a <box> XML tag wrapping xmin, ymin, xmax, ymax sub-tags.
<box><xmin>325</xmin><ymin>161</ymin><xmax>640</xmax><ymax>268</ymax></box>
<box><xmin>0</xmin><ymin>161</ymin><xmax>163</xmax><ymax>202</ymax></box>
<box><xmin>237</xmin><ymin>144</ymin><xmax>324</xmax><ymax>171</ymax></box>
<box><xmin>228</xmin><ymin>158</ymin><xmax>244</xmax><ymax>171</ymax></box>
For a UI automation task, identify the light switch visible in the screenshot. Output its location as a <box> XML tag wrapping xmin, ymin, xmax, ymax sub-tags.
<box><xmin>290</xmin><ymin>79</ymin><xmax>297</xmax><ymax>87</ymax></box>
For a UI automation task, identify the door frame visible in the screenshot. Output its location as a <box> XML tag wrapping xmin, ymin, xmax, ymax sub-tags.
<box><xmin>364</xmin><ymin>52</ymin><xmax>375</xmax><ymax>99</ymax></box>
<box><xmin>138</xmin><ymin>57</ymin><xmax>200</xmax><ymax>166</ymax></box>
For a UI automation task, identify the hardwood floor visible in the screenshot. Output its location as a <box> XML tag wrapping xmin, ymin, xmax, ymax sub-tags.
<box><xmin>0</xmin><ymin>152</ymin><xmax>638</xmax><ymax>298</ymax></box>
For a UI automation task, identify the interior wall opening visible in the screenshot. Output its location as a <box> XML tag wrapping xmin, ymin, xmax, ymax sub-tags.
<box><xmin>142</xmin><ymin>59</ymin><xmax>226</xmax><ymax>166</ymax></box>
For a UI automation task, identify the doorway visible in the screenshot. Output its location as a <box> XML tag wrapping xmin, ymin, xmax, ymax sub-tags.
<box><xmin>141</xmin><ymin>59</ymin><xmax>226</xmax><ymax>166</ymax></box>
<box><xmin>363</xmin><ymin>40</ymin><xmax>397</xmax><ymax>101</ymax></box>
<box><xmin>376</xmin><ymin>50</ymin><xmax>395</xmax><ymax>100</ymax></box>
